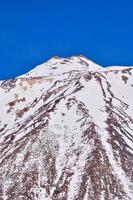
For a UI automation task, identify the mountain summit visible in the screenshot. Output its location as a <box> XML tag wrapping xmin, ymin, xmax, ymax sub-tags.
<box><xmin>21</xmin><ymin>55</ymin><xmax>102</xmax><ymax>78</ymax></box>
<box><xmin>0</xmin><ymin>56</ymin><xmax>133</xmax><ymax>200</ymax></box>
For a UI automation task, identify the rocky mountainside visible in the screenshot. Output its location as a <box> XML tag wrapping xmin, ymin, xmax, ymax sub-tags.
<box><xmin>0</xmin><ymin>55</ymin><xmax>133</xmax><ymax>200</ymax></box>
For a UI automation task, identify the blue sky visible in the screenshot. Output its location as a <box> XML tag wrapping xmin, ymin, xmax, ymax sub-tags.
<box><xmin>0</xmin><ymin>0</ymin><xmax>133</xmax><ymax>79</ymax></box>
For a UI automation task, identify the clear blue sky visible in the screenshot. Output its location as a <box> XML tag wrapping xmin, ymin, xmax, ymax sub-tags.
<box><xmin>0</xmin><ymin>0</ymin><xmax>133</xmax><ymax>79</ymax></box>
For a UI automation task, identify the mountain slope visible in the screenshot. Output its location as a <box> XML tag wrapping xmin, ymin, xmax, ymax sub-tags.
<box><xmin>0</xmin><ymin>56</ymin><xmax>133</xmax><ymax>200</ymax></box>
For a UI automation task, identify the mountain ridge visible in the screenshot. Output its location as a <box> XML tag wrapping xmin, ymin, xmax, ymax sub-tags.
<box><xmin>1</xmin><ymin>55</ymin><xmax>133</xmax><ymax>81</ymax></box>
<box><xmin>0</xmin><ymin>56</ymin><xmax>133</xmax><ymax>200</ymax></box>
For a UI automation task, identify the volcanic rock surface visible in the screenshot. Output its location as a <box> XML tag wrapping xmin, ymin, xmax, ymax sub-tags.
<box><xmin>0</xmin><ymin>55</ymin><xmax>133</xmax><ymax>200</ymax></box>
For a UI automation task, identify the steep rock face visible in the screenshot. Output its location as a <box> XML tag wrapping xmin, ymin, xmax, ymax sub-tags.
<box><xmin>0</xmin><ymin>56</ymin><xmax>133</xmax><ymax>200</ymax></box>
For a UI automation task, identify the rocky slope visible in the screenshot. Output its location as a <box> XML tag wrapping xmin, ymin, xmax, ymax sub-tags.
<box><xmin>0</xmin><ymin>55</ymin><xmax>133</xmax><ymax>200</ymax></box>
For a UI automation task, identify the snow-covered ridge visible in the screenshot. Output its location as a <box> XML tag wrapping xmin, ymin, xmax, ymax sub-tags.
<box><xmin>18</xmin><ymin>55</ymin><xmax>133</xmax><ymax>79</ymax></box>
<box><xmin>20</xmin><ymin>55</ymin><xmax>102</xmax><ymax>78</ymax></box>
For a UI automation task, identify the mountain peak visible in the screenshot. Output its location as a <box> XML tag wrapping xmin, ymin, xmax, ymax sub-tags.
<box><xmin>21</xmin><ymin>56</ymin><xmax>102</xmax><ymax>78</ymax></box>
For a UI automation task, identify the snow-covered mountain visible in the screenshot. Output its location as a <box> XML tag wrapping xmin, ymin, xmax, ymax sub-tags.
<box><xmin>0</xmin><ymin>55</ymin><xmax>133</xmax><ymax>200</ymax></box>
